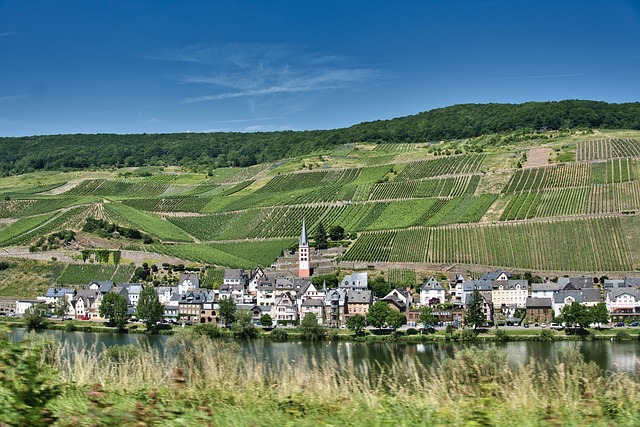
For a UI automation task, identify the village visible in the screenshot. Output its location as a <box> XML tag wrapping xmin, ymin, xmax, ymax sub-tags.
<box><xmin>3</xmin><ymin>222</ymin><xmax>640</xmax><ymax>330</ymax></box>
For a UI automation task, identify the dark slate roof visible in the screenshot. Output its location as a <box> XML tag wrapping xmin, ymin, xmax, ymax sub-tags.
<box><xmin>299</xmin><ymin>219</ymin><xmax>308</xmax><ymax>247</ymax></box>
<box><xmin>558</xmin><ymin>277</ymin><xmax>594</xmax><ymax>290</ymax></box>
<box><xmin>421</xmin><ymin>281</ymin><xmax>444</xmax><ymax>291</ymax></box>
<box><xmin>526</xmin><ymin>297</ymin><xmax>552</xmax><ymax>309</ymax></box>
<box><xmin>480</xmin><ymin>270</ymin><xmax>510</xmax><ymax>281</ymax></box>
<box><xmin>607</xmin><ymin>288</ymin><xmax>640</xmax><ymax>301</ymax></box>
<box><xmin>381</xmin><ymin>295</ymin><xmax>405</xmax><ymax>310</ymax></box>
<box><xmin>462</xmin><ymin>280</ymin><xmax>492</xmax><ymax>292</ymax></box>
<box><xmin>347</xmin><ymin>289</ymin><xmax>372</xmax><ymax>304</ymax></box>
<box><xmin>89</xmin><ymin>281</ymin><xmax>113</xmax><ymax>293</ymax></box>
<box><xmin>223</xmin><ymin>269</ymin><xmax>245</xmax><ymax>280</ymax></box>
<box><xmin>581</xmin><ymin>288</ymin><xmax>602</xmax><ymax>303</ymax></box>
<box><xmin>302</xmin><ymin>298</ymin><xmax>324</xmax><ymax>307</ymax></box>
<box><xmin>492</xmin><ymin>280</ymin><xmax>529</xmax><ymax>290</ymax></box>
<box><xmin>624</xmin><ymin>278</ymin><xmax>640</xmax><ymax>287</ymax></box>
<box><xmin>531</xmin><ymin>283</ymin><xmax>562</xmax><ymax>292</ymax></box>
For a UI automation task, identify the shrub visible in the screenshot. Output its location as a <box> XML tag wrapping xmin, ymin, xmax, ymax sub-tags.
<box><xmin>460</xmin><ymin>329</ymin><xmax>477</xmax><ymax>342</ymax></box>
<box><xmin>193</xmin><ymin>323</ymin><xmax>221</xmax><ymax>339</ymax></box>
<box><xmin>615</xmin><ymin>330</ymin><xmax>631</xmax><ymax>341</ymax></box>
<box><xmin>406</xmin><ymin>328</ymin><xmax>418</xmax><ymax>335</ymax></box>
<box><xmin>539</xmin><ymin>329</ymin><xmax>555</xmax><ymax>341</ymax></box>
<box><xmin>104</xmin><ymin>344</ymin><xmax>142</xmax><ymax>363</ymax></box>
<box><xmin>270</xmin><ymin>328</ymin><xmax>289</xmax><ymax>341</ymax></box>
<box><xmin>494</xmin><ymin>329</ymin><xmax>510</xmax><ymax>342</ymax></box>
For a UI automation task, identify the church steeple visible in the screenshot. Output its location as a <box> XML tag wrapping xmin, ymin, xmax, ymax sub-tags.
<box><xmin>298</xmin><ymin>219</ymin><xmax>310</xmax><ymax>278</ymax></box>
<box><xmin>299</xmin><ymin>218</ymin><xmax>308</xmax><ymax>247</ymax></box>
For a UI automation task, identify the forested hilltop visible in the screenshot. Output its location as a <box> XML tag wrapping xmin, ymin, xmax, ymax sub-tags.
<box><xmin>1</xmin><ymin>100</ymin><xmax>639</xmax><ymax>176</ymax></box>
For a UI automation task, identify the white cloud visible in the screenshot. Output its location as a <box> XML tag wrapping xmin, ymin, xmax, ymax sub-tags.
<box><xmin>145</xmin><ymin>43</ymin><xmax>379</xmax><ymax>104</ymax></box>
<box><xmin>477</xmin><ymin>73</ymin><xmax>584</xmax><ymax>81</ymax></box>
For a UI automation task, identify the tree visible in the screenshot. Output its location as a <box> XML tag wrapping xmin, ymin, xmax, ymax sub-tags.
<box><xmin>233</xmin><ymin>309</ymin><xmax>257</xmax><ymax>339</ymax></box>
<box><xmin>464</xmin><ymin>288</ymin><xmax>485</xmax><ymax>330</ymax></box>
<box><xmin>100</xmin><ymin>292</ymin><xmax>128</xmax><ymax>329</ymax></box>
<box><xmin>589</xmin><ymin>302</ymin><xmax>609</xmax><ymax>326</ymax></box>
<box><xmin>300</xmin><ymin>313</ymin><xmax>325</xmax><ymax>340</ymax></box>
<box><xmin>53</xmin><ymin>298</ymin><xmax>68</xmax><ymax>318</ymax></box>
<box><xmin>366</xmin><ymin>301</ymin><xmax>392</xmax><ymax>328</ymax></box>
<box><xmin>314</xmin><ymin>222</ymin><xmax>328</xmax><ymax>250</ymax></box>
<box><xmin>23</xmin><ymin>303</ymin><xmax>48</xmax><ymax>331</ymax></box>
<box><xmin>369</xmin><ymin>276</ymin><xmax>392</xmax><ymax>298</ymax></box>
<box><xmin>219</xmin><ymin>297</ymin><xmax>237</xmax><ymax>327</ymax></box>
<box><xmin>561</xmin><ymin>302</ymin><xmax>592</xmax><ymax>329</ymax></box>
<box><xmin>259</xmin><ymin>313</ymin><xmax>273</xmax><ymax>327</ymax></box>
<box><xmin>418</xmin><ymin>306</ymin><xmax>437</xmax><ymax>328</ymax></box>
<box><xmin>329</xmin><ymin>225</ymin><xmax>345</xmax><ymax>241</ymax></box>
<box><xmin>386</xmin><ymin>310</ymin><xmax>406</xmax><ymax>330</ymax></box>
<box><xmin>136</xmin><ymin>285</ymin><xmax>164</xmax><ymax>332</ymax></box>
<box><xmin>345</xmin><ymin>314</ymin><xmax>366</xmax><ymax>336</ymax></box>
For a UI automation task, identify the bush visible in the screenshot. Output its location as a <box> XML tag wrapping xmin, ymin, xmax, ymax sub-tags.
<box><xmin>406</xmin><ymin>328</ymin><xmax>418</xmax><ymax>335</ymax></box>
<box><xmin>270</xmin><ymin>328</ymin><xmax>289</xmax><ymax>341</ymax></box>
<box><xmin>539</xmin><ymin>329</ymin><xmax>555</xmax><ymax>341</ymax></box>
<box><xmin>494</xmin><ymin>329</ymin><xmax>510</xmax><ymax>342</ymax></box>
<box><xmin>103</xmin><ymin>344</ymin><xmax>142</xmax><ymax>363</ymax></box>
<box><xmin>193</xmin><ymin>323</ymin><xmax>221</xmax><ymax>339</ymax></box>
<box><xmin>615</xmin><ymin>330</ymin><xmax>631</xmax><ymax>341</ymax></box>
<box><xmin>460</xmin><ymin>329</ymin><xmax>477</xmax><ymax>342</ymax></box>
<box><xmin>64</xmin><ymin>322</ymin><xmax>77</xmax><ymax>332</ymax></box>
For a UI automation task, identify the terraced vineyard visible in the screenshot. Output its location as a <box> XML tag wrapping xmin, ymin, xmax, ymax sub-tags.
<box><xmin>2</xmin><ymin>132</ymin><xmax>640</xmax><ymax>272</ymax></box>
<box><xmin>344</xmin><ymin>216</ymin><xmax>634</xmax><ymax>272</ymax></box>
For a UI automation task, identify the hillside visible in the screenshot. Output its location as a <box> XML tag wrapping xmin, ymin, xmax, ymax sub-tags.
<box><xmin>1</xmin><ymin>100</ymin><xmax>639</xmax><ymax>176</ymax></box>
<box><xmin>2</xmin><ymin>123</ymin><xmax>640</xmax><ymax>275</ymax></box>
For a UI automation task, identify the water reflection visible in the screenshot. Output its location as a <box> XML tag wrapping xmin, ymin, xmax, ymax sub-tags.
<box><xmin>7</xmin><ymin>328</ymin><xmax>640</xmax><ymax>375</ymax></box>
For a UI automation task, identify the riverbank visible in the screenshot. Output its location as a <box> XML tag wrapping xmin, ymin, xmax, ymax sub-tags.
<box><xmin>2</xmin><ymin>328</ymin><xmax>640</xmax><ymax>426</ymax></box>
<box><xmin>3</xmin><ymin>317</ymin><xmax>640</xmax><ymax>343</ymax></box>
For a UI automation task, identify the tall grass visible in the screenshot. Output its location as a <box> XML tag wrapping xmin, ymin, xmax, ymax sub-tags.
<box><xmin>4</xmin><ymin>330</ymin><xmax>640</xmax><ymax>426</ymax></box>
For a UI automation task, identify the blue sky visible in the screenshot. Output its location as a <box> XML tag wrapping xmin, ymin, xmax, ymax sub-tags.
<box><xmin>0</xmin><ymin>0</ymin><xmax>639</xmax><ymax>136</ymax></box>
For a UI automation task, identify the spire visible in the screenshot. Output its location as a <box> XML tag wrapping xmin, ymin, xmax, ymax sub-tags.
<box><xmin>299</xmin><ymin>218</ymin><xmax>308</xmax><ymax>247</ymax></box>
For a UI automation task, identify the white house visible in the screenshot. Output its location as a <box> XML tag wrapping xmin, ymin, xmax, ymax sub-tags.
<box><xmin>340</xmin><ymin>272</ymin><xmax>368</xmax><ymax>291</ymax></box>
<box><xmin>155</xmin><ymin>286</ymin><xmax>177</xmax><ymax>305</ymax></box>
<box><xmin>491</xmin><ymin>280</ymin><xmax>529</xmax><ymax>310</ymax></box>
<box><xmin>552</xmin><ymin>289</ymin><xmax>601</xmax><ymax>317</ymax></box>
<box><xmin>178</xmin><ymin>273</ymin><xmax>200</xmax><ymax>295</ymax></box>
<box><xmin>606</xmin><ymin>288</ymin><xmax>640</xmax><ymax>321</ymax></box>
<box><xmin>15</xmin><ymin>299</ymin><xmax>41</xmax><ymax>315</ymax></box>
<box><xmin>257</xmin><ymin>279</ymin><xmax>276</xmax><ymax>306</ymax></box>
<box><xmin>274</xmin><ymin>292</ymin><xmax>297</xmax><ymax>324</ymax></box>
<box><xmin>420</xmin><ymin>277</ymin><xmax>446</xmax><ymax>305</ymax></box>
<box><xmin>530</xmin><ymin>283</ymin><xmax>562</xmax><ymax>299</ymax></box>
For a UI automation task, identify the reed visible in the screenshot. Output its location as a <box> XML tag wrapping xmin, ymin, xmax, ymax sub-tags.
<box><xmin>3</xmin><ymin>330</ymin><xmax>640</xmax><ymax>426</ymax></box>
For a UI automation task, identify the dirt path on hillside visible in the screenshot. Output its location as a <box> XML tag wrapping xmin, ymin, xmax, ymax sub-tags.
<box><xmin>526</xmin><ymin>147</ymin><xmax>551</xmax><ymax>168</ymax></box>
<box><xmin>0</xmin><ymin>247</ymin><xmax>192</xmax><ymax>266</ymax></box>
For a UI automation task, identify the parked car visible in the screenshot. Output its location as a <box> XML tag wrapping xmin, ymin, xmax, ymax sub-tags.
<box><xmin>523</xmin><ymin>323</ymin><xmax>530</xmax><ymax>328</ymax></box>
<box><xmin>614</xmin><ymin>322</ymin><xmax>625</xmax><ymax>327</ymax></box>
<box><xmin>549</xmin><ymin>323</ymin><xmax>564</xmax><ymax>330</ymax></box>
<box><xmin>630</xmin><ymin>321</ymin><xmax>639</xmax><ymax>327</ymax></box>
<box><xmin>540</xmin><ymin>323</ymin><xmax>547</xmax><ymax>328</ymax></box>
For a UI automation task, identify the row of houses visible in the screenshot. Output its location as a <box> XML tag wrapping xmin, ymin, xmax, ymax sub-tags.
<box><xmin>446</xmin><ymin>271</ymin><xmax>640</xmax><ymax>324</ymax></box>
<box><xmin>11</xmin><ymin>267</ymin><xmax>640</xmax><ymax>327</ymax></box>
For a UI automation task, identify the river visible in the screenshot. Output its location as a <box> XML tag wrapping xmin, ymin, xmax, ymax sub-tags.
<box><xmin>7</xmin><ymin>327</ymin><xmax>640</xmax><ymax>374</ymax></box>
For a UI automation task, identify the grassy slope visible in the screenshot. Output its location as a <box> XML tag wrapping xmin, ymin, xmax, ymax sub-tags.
<box><xmin>2</xmin><ymin>129</ymin><xmax>640</xmax><ymax>273</ymax></box>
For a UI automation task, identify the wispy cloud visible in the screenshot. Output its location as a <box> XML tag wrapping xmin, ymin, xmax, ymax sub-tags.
<box><xmin>147</xmin><ymin>43</ymin><xmax>379</xmax><ymax>104</ymax></box>
<box><xmin>477</xmin><ymin>73</ymin><xmax>584</xmax><ymax>81</ymax></box>
<box><xmin>0</xmin><ymin>94</ymin><xmax>27</xmax><ymax>103</ymax></box>
<box><xmin>0</xmin><ymin>32</ymin><xmax>21</xmax><ymax>37</ymax></box>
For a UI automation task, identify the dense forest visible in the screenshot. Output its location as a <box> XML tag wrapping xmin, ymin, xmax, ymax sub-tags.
<box><xmin>1</xmin><ymin>100</ymin><xmax>639</xmax><ymax>176</ymax></box>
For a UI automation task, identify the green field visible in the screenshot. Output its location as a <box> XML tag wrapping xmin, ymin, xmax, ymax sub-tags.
<box><xmin>2</xmin><ymin>131</ymin><xmax>640</xmax><ymax>272</ymax></box>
